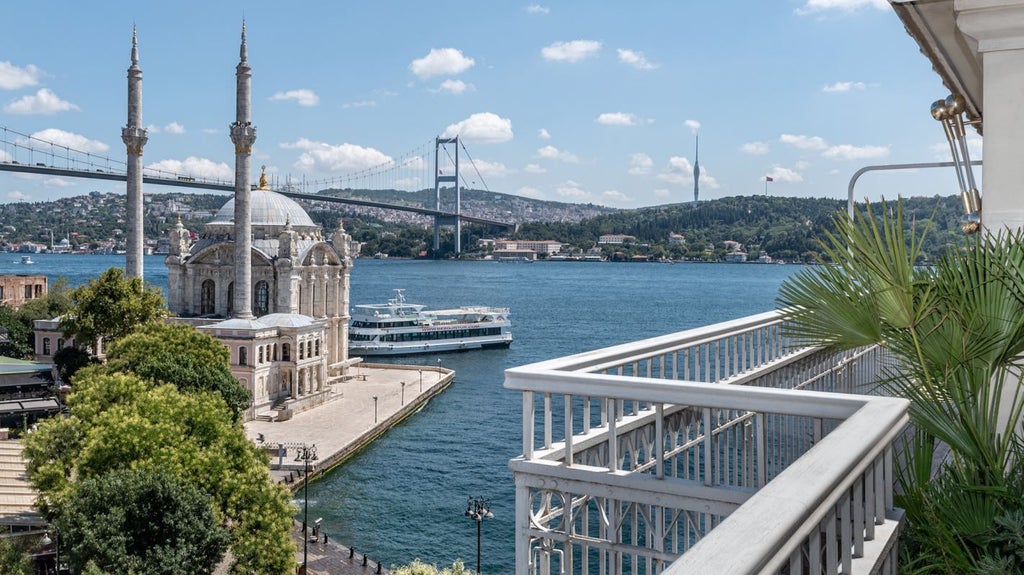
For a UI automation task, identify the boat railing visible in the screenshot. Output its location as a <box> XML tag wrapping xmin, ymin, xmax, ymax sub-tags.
<box><xmin>504</xmin><ymin>309</ymin><xmax>908</xmax><ymax>575</ymax></box>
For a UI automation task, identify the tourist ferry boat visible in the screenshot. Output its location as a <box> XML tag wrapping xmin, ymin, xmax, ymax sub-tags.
<box><xmin>349</xmin><ymin>289</ymin><xmax>512</xmax><ymax>356</ymax></box>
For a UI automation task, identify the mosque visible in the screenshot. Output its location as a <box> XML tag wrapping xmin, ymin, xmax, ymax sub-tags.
<box><xmin>35</xmin><ymin>25</ymin><xmax>360</xmax><ymax>421</ymax></box>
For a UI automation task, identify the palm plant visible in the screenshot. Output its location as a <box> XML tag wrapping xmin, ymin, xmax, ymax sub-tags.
<box><xmin>777</xmin><ymin>200</ymin><xmax>1024</xmax><ymax>573</ymax></box>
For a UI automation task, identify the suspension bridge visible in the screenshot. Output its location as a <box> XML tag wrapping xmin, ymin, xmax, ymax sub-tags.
<box><xmin>0</xmin><ymin>126</ymin><xmax>514</xmax><ymax>253</ymax></box>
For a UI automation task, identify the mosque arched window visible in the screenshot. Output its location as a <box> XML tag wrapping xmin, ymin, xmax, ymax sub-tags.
<box><xmin>282</xmin><ymin>343</ymin><xmax>291</xmax><ymax>362</ymax></box>
<box><xmin>43</xmin><ymin>337</ymin><xmax>51</xmax><ymax>356</ymax></box>
<box><xmin>239</xmin><ymin>346</ymin><xmax>248</xmax><ymax>366</ymax></box>
<box><xmin>226</xmin><ymin>282</ymin><xmax>234</xmax><ymax>316</ymax></box>
<box><xmin>254</xmin><ymin>281</ymin><xmax>269</xmax><ymax>317</ymax></box>
<box><xmin>201</xmin><ymin>280</ymin><xmax>216</xmax><ymax>315</ymax></box>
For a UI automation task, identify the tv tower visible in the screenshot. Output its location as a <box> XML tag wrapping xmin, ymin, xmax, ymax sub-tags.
<box><xmin>692</xmin><ymin>133</ymin><xmax>700</xmax><ymax>202</ymax></box>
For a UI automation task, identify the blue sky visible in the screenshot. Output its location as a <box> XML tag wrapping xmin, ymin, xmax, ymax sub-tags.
<box><xmin>0</xmin><ymin>0</ymin><xmax>978</xmax><ymax>208</ymax></box>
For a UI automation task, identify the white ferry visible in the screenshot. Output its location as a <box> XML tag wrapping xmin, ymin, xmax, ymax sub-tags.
<box><xmin>349</xmin><ymin>289</ymin><xmax>512</xmax><ymax>356</ymax></box>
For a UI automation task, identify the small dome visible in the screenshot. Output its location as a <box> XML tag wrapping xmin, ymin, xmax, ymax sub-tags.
<box><xmin>209</xmin><ymin>189</ymin><xmax>316</xmax><ymax>228</ymax></box>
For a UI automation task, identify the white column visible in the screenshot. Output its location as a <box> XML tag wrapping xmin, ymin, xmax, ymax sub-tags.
<box><xmin>957</xmin><ymin>0</ymin><xmax>1024</xmax><ymax>232</ymax></box>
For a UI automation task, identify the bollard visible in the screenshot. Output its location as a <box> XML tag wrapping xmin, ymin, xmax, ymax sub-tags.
<box><xmin>362</xmin><ymin>555</ymin><xmax>367</xmax><ymax>567</ymax></box>
<box><xmin>349</xmin><ymin>547</ymin><xmax>354</xmax><ymax>559</ymax></box>
<box><xmin>376</xmin><ymin>561</ymin><xmax>382</xmax><ymax>574</ymax></box>
<box><xmin>324</xmin><ymin>533</ymin><xmax>329</xmax><ymax>544</ymax></box>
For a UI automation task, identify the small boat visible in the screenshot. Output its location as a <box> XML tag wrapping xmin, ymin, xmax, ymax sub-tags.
<box><xmin>20</xmin><ymin>255</ymin><xmax>34</xmax><ymax>264</ymax></box>
<box><xmin>349</xmin><ymin>289</ymin><xmax>512</xmax><ymax>356</ymax></box>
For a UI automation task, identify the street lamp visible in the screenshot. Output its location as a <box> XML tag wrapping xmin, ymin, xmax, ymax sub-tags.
<box><xmin>372</xmin><ymin>395</ymin><xmax>378</xmax><ymax>423</ymax></box>
<box><xmin>464</xmin><ymin>496</ymin><xmax>494</xmax><ymax>575</ymax></box>
<box><xmin>40</xmin><ymin>529</ymin><xmax>60</xmax><ymax>574</ymax></box>
<box><xmin>295</xmin><ymin>444</ymin><xmax>318</xmax><ymax>575</ymax></box>
<box><xmin>400</xmin><ymin>381</ymin><xmax>406</xmax><ymax>406</ymax></box>
<box><xmin>418</xmin><ymin>369</ymin><xmax>423</xmax><ymax>392</ymax></box>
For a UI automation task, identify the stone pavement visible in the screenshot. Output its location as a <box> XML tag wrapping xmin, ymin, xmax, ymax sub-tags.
<box><xmin>244</xmin><ymin>362</ymin><xmax>454</xmax><ymax>572</ymax></box>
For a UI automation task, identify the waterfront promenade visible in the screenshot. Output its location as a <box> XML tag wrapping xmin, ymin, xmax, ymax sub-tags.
<box><xmin>244</xmin><ymin>362</ymin><xmax>455</xmax><ymax>573</ymax></box>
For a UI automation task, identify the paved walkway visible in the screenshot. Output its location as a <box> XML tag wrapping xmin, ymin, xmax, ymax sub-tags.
<box><xmin>244</xmin><ymin>362</ymin><xmax>454</xmax><ymax>572</ymax></box>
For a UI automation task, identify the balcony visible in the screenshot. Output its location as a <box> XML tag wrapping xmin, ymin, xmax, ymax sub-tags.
<box><xmin>505</xmin><ymin>310</ymin><xmax>910</xmax><ymax>575</ymax></box>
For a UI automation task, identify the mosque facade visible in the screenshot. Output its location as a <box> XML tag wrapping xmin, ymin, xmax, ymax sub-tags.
<box><xmin>35</xmin><ymin>25</ymin><xmax>360</xmax><ymax>422</ymax></box>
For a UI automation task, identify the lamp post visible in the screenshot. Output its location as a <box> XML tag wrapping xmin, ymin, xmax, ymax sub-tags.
<box><xmin>464</xmin><ymin>496</ymin><xmax>493</xmax><ymax>575</ymax></box>
<box><xmin>295</xmin><ymin>444</ymin><xmax>318</xmax><ymax>575</ymax></box>
<box><xmin>372</xmin><ymin>396</ymin><xmax>378</xmax><ymax>423</ymax></box>
<box><xmin>41</xmin><ymin>530</ymin><xmax>59</xmax><ymax>575</ymax></box>
<box><xmin>418</xmin><ymin>369</ymin><xmax>423</xmax><ymax>392</ymax></box>
<box><xmin>401</xmin><ymin>381</ymin><xmax>406</xmax><ymax>406</ymax></box>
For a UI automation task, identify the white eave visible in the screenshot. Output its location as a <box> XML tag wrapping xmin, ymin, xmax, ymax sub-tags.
<box><xmin>891</xmin><ymin>0</ymin><xmax>984</xmax><ymax>128</ymax></box>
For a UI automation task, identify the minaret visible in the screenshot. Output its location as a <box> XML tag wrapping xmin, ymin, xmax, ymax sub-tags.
<box><xmin>230</xmin><ymin>22</ymin><xmax>257</xmax><ymax>319</ymax></box>
<box><xmin>122</xmin><ymin>26</ymin><xmax>148</xmax><ymax>279</ymax></box>
<box><xmin>692</xmin><ymin>133</ymin><xmax>700</xmax><ymax>203</ymax></box>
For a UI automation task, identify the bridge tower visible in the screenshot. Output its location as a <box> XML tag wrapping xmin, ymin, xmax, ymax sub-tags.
<box><xmin>433</xmin><ymin>136</ymin><xmax>461</xmax><ymax>255</ymax></box>
<box><xmin>122</xmin><ymin>27</ymin><xmax>148</xmax><ymax>279</ymax></box>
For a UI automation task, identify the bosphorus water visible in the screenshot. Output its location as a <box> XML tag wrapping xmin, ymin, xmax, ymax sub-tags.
<box><xmin>2</xmin><ymin>254</ymin><xmax>800</xmax><ymax>573</ymax></box>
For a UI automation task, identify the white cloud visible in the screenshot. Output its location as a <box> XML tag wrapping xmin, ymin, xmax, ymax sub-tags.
<box><xmin>538</xmin><ymin>128</ymin><xmax>551</xmax><ymax>140</ymax></box>
<box><xmin>526</xmin><ymin>4</ymin><xmax>550</xmax><ymax>14</ymax></box>
<box><xmin>437</xmin><ymin>79</ymin><xmax>471</xmax><ymax>95</ymax></box>
<box><xmin>740</xmin><ymin>141</ymin><xmax>770</xmax><ymax>155</ymax></box>
<box><xmin>281</xmin><ymin>138</ymin><xmax>393</xmax><ymax>173</ymax></box>
<box><xmin>823</xmin><ymin>81</ymin><xmax>866</xmax><ymax>93</ymax></box>
<box><xmin>684</xmin><ymin>119</ymin><xmax>701</xmax><ymax>133</ymax></box>
<box><xmin>780</xmin><ymin>133</ymin><xmax>828</xmax><ymax>150</ymax></box>
<box><xmin>343</xmin><ymin>100</ymin><xmax>377</xmax><ymax>109</ymax></box>
<box><xmin>394</xmin><ymin>177</ymin><xmax>422</xmax><ymax>190</ymax></box>
<box><xmin>541</xmin><ymin>40</ymin><xmax>601</xmax><ymax>63</ymax></box>
<box><xmin>43</xmin><ymin>177</ymin><xmax>74</xmax><ymax>187</ymax></box>
<box><xmin>555</xmin><ymin>180</ymin><xmax>589</xmax><ymax>199</ymax></box>
<box><xmin>797</xmin><ymin>0</ymin><xmax>888</xmax><ymax>14</ymax></box>
<box><xmin>821</xmin><ymin>144</ymin><xmax>889</xmax><ymax>160</ymax></box>
<box><xmin>271</xmin><ymin>89</ymin><xmax>319</xmax><ymax>107</ymax></box>
<box><xmin>617</xmin><ymin>49</ymin><xmax>656</xmax><ymax>70</ymax></box>
<box><xmin>7</xmin><ymin>190</ymin><xmax>28</xmax><ymax>201</ymax></box>
<box><xmin>659</xmin><ymin>156</ymin><xmax>719</xmax><ymax>188</ymax></box>
<box><xmin>470</xmin><ymin>159</ymin><xmax>510</xmax><ymax>178</ymax></box>
<box><xmin>536</xmin><ymin>145</ymin><xmax>579</xmax><ymax>163</ymax></box>
<box><xmin>767</xmin><ymin>166</ymin><xmax>804</xmax><ymax>183</ymax></box>
<box><xmin>3</xmin><ymin>88</ymin><xmax>79</xmax><ymax>115</ymax></box>
<box><xmin>0</xmin><ymin>62</ymin><xmax>41</xmax><ymax>90</ymax></box>
<box><xmin>596</xmin><ymin>112</ymin><xmax>637</xmax><ymax>126</ymax></box>
<box><xmin>146</xmin><ymin>157</ymin><xmax>233</xmax><ymax>181</ymax></box>
<box><xmin>21</xmin><ymin>129</ymin><xmax>108</xmax><ymax>153</ymax></box>
<box><xmin>795</xmin><ymin>160</ymin><xmax>811</xmax><ymax>170</ymax></box>
<box><xmin>441</xmin><ymin>112</ymin><xmax>513</xmax><ymax>143</ymax></box>
<box><xmin>628</xmin><ymin>153</ymin><xmax>653</xmax><ymax>175</ymax></box>
<box><xmin>164</xmin><ymin>122</ymin><xmax>185</xmax><ymax>134</ymax></box>
<box><xmin>410</xmin><ymin>48</ymin><xmax>475</xmax><ymax>79</ymax></box>
<box><xmin>524</xmin><ymin>163</ymin><xmax>546</xmax><ymax>174</ymax></box>
<box><xmin>602</xmin><ymin>190</ymin><xmax>631</xmax><ymax>204</ymax></box>
<box><xmin>517</xmin><ymin>186</ymin><xmax>544</xmax><ymax>199</ymax></box>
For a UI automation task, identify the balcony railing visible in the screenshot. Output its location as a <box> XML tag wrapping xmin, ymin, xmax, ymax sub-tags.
<box><xmin>505</xmin><ymin>310</ymin><xmax>909</xmax><ymax>575</ymax></box>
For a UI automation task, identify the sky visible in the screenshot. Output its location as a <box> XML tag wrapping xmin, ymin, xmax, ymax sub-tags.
<box><xmin>0</xmin><ymin>0</ymin><xmax>982</xmax><ymax>209</ymax></box>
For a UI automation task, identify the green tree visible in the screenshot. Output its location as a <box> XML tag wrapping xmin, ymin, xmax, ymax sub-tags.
<box><xmin>60</xmin><ymin>268</ymin><xmax>166</xmax><ymax>347</ymax></box>
<box><xmin>53</xmin><ymin>345</ymin><xmax>96</xmax><ymax>383</ymax></box>
<box><xmin>391</xmin><ymin>560</ymin><xmax>470</xmax><ymax>575</ymax></box>
<box><xmin>24</xmin><ymin>373</ymin><xmax>295</xmax><ymax>574</ymax></box>
<box><xmin>57</xmin><ymin>468</ymin><xmax>229</xmax><ymax>575</ymax></box>
<box><xmin>99</xmin><ymin>323</ymin><xmax>250</xmax><ymax>419</ymax></box>
<box><xmin>0</xmin><ymin>305</ymin><xmax>33</xmax><ymax>358</ymax></box>
<box><xmin>0</xmin><ymin>537</ymin><xmax>32</xmax><ymax>575</ymax></box>
<box><xmin>777</xmin><ymin>200</ymin><xmax>1024</xmax><ymax>572</ymax></box>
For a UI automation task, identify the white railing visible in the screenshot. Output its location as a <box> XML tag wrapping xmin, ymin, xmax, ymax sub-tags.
<box><xmin>505</xmin><ymin>310</ymin><xmax>909</xmax><ymax>575</ymax></box>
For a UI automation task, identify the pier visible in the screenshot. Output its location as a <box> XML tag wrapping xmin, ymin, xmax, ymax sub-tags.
<box><xmin>244</xmin><ymin>362</ymin><xmax>455</xmax><ymax>573</ymax></box>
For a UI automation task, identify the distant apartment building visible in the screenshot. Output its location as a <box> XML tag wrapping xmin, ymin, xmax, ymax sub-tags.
<box><xmin>0</xmin><ymin>275</ymin><xmax>46</xmax><ymax>309</ymax></box>
<box><xmin>598</xmin><ymin>234</ymin><xmax>636</xmax><ymax>245</ymax></box>
<box><xmin>668</xmin><ymin>232</ymin><xmax>686</xmax><ymax>245</ymax></box>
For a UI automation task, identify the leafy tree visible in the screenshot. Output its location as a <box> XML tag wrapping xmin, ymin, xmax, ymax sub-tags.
<box><xmin>57</xmin><ymin>468</ymin><xmax>229</xmax><ymax>575</ymax></box>
<box><xmin>53</xmin><ymin>345</ymin><xmax>96</xmax><ymax>383</ymax></box>
<box><xmin>60</xmin><ymin>268</ymin><xmax>166</xmax><ymax>347</ymax></box>
<box><xmin>16</xmin><ymin>277</ymin><xmax>73</xmax><ymax>324</ymax></box>
<box><xmin>100</xmin><ymin>323</ymin><xmax>250</xmax><ymax>419</ymax></box>
<box><xmin>778</xmin><ymin>200</ymin><xmax>1024</xmax><ymax>572</ymax></box>
<box><xmin>24</xmin><ymin>373</ymin><xmax>295</xmax><ymax>574</ymax></box>
<box><xmin>391</xmin><ymin>559</ymin><xmax>470</xmax><ymax>575</ymax></box>
<box><xmin>0</xmin><ymin>537</ymin><xmax>31</xmax><ymax>575</ymax></box>
<box><xmin>0</xmin><ymin>305</ymin><xmax>33</xmax><ymax>358</ymax></box>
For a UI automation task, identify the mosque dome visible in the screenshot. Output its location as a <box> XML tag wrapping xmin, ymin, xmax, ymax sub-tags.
<box><xmin>208</xmin><ymin>189</ymin><xmax>316</xmax><ymax>229</ymax></box>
